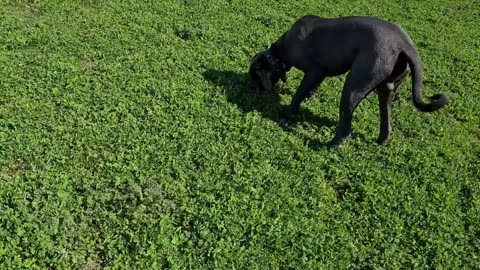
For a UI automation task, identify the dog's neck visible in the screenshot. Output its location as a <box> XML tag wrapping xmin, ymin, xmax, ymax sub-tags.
<box><xmin>268</xmin><ymin>43</ymin><xmax>282</xmax><ymax>60</ymax></box>
<box><xmin>265</xmin><ymin>42</ymin><xmax>291</xmax><ymax>72</ymax></box>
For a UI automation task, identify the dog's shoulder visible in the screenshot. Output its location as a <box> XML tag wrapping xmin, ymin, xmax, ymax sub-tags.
<box><xmin>289</xmin><ymin>15</ymin><xmax>325</xmax><ymax>35</ymax></box>
<box><xmin>294</xmin><ymin>15</ymin><xmax>323</xmax><ymax>25</ymax></box>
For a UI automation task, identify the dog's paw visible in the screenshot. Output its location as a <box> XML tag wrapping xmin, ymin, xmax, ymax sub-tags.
<box><xmin>305</xmin><ymin>89</ymin><xmax>317</xmax><ymax>99</ymax></box>
<box><xmin>327</xmin><ymin>139</ymin><xmax>341</xmax><ymax>149</ymax></box>
<box><xmin>376</xmin><ymin>136</ymin><xmax>390</xmax><ymax>145</ymax></box>
<box><xmin>327</xmin><ymin>133</ymin><xmax>351</xmax><ymax>149</ymax></box>
<box><xmin>279</xmin><ymin>118</ymin><xmax>291</xmax><ymax>127</ymax></box>
<box><xmin>279</xmin><ymin>117</ymin><xmax>296</xmax><ymax>128</ymax></box>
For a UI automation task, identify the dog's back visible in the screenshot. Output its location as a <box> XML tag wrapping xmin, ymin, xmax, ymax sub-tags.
<box><xmin>278</xmin><ymin>15</ymin><xmax>414</xmax><ymax>75</ymax></box>
<box><xmin>293</xmin><ymin>15</ymin><xmax>413</xmax><ymax>49</ymax></box>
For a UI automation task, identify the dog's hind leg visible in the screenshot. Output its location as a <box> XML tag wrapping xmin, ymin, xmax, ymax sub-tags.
<box><xmin>389</xmin><ymin>55</ymin><xmax>410</xmax><ymax>103</ymax></box>
<box><xmin>328</xmin><ymin>84</ymin><xmax>372</xmax><ymax>148</ymax></box>
<box><xmin>328</xmin><ymin>56</ymin><xmax>392</xmax><ymax>148</ymax></box>
<box><xmin>377</xmin><ymin>67</ymin><xmax>409</xmax><ymax>145</ymax></box>
<box><xmin>282</xmin><ymin>70</ymin><xmax>325</xmax><ymax>125</ymax></box>
<box><xmin>377</xmin><ymin>83</ymin><xmax>396</xmax><ymax>145</ymax></box>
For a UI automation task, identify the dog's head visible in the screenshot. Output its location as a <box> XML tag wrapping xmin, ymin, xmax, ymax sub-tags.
<box><xmin>249</xmin><ymin>50</ymin><xmax>287</xmax><ymax>92</ymax></box>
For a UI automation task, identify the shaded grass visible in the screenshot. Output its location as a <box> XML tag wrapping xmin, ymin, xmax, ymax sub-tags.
<box><xmin>0</xmin><ymin>0</ymin><xmax>479</xmax><ymax>269</ymax></box>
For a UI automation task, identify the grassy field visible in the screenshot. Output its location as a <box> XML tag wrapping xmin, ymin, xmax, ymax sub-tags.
<box><xmin>0</xmin><ymin>0</ymin><xmax>479</xmax><ymax>269</ymax></box>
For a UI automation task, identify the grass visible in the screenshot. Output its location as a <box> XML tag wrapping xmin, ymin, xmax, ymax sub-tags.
<box><xmin>0</xmin><ymin>0</ymin><xmax>479</xmax><ymax>269</ymax></box>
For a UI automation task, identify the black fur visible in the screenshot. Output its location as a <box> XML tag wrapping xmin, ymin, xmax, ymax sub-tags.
<box><xmin>249</xmin><ymin>48</ymin><xmax>290</xmax><ymax>92</ymax></box>
<box><xmin>249</xmin><ymin>15</ymin><xmax>449</xmax><ymax>147</ymax></box>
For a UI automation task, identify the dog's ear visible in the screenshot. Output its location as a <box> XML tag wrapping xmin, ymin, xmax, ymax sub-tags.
<box><xmin>250</xmin><ymin>52</ymin><xmax>263</xmax><ymax>67</ymax></box>
<box><xmin>256</xmin><ymin>69</ymin><xmax>272</xmax><ymax>91</ymax></box>
<box><xmin>280</xmin><ymin>73</ymin><xmax>287</xmax><ymax>83</ymax></box>
<box><xmin>250</xmin><ymin>52</ymin><xmax>272</xmax><ymax>91</ymax></box>
<box><xmin>249</xmin><ymin>53</ymin><xmax>263</xmax><ymax>91</ymax></box>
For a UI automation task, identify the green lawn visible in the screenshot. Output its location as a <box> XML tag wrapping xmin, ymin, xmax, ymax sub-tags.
<box><xmin>0</xmin><ymin>0</ymin><xmax>479</xmax><ymax>269</ymax></box>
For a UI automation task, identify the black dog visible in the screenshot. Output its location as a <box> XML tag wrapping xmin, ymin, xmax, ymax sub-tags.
<box><xmin>249</xmin><ymin>15</ymin><xmax>449</xmax><ymax>148</ymax></box>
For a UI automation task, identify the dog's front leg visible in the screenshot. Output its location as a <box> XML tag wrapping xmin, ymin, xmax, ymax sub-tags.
<box><xmin>281</xmin><ymin>71</ymin><xmax>325</xmax><ymax>125</ymax></box>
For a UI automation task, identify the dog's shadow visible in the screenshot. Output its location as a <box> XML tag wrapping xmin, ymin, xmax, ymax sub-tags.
<box><xmin>202</xmin><ymin>69</ymin><xmax>336</xmax><ymax>147</ymax></box>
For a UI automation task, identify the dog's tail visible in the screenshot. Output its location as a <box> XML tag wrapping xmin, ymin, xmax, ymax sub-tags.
<box><xmin>403</xmin><ymin>47</ymin><xmax>449</xmax><ymax>112</ymax></box>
